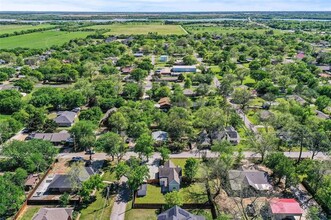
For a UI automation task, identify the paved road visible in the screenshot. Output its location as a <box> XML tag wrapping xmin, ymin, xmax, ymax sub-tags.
<box><xmin>58</xmin><ymin>149</ymin><xmax>329</xmax><ymax>161</ymax></box>
<box><xmin>110</xmin><ymin>176</ymin><xmax>129</xmax><ymax>220</ymax></box>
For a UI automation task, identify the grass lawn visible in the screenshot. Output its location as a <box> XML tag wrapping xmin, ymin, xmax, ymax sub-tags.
<box><xmin>248</xmin><ymin>97</ymin><xmax>265</xmax><ymax>107</ymax></box>
<box><xmin>79</xmin><ymin>190</ymin><xmax>115</xmax><ymax>220</ymax></box>
<box><xmin>19</xmin><ymin>206</ymin><xmax>42</xmax><ymax>220</ymax></box>
<box><xmin>180</xmin><ymin>183</ymin><xmax>209</xmax><ymax>204</ymax></box>
<box><xmin>0</xmin><ymin>114</ymin><xmax>11</xmax><ymax>121</ymax></box>
<box><xmin>243</xmin><ymin>76</ymin><xmax>256</xmax><ymax>87</ymax></box>
<box><xmin>101</xmin><ymin>161</ymin><xmax>117</xmax><ymax>182</ymax></box>
<box><xmin>0</xmin><ymin>24</ymin><xmax>56</xmax><ymax>35</ymax></box>
<box><xmin>246</xmin><ymin>109</ymin><xmax>260</xmax><ymax>125</ymax></box>
<box><xmin>170</xmin><ymin>158</ymin><xmax>204</xmax><ymax>178</ymax></box>
<box><xmin>209</xmin><ymin>65</ymin><xmax>221</xmax><ymax>73</ymax></box>
<box><xmin>135</xmin><ymin>184</ymin><xmax>165</xmax><ymax>204</ymax></box>
<box><xmin>125</xmin><ymin>201</ymin><xmax>158</xmax><ymax>220</ymax></box>
<box><xmin>0</xmin><ymin>30</ymin><xmax>94</xmax><ymax>49</ymax></box>
<box><xmin>189</xmin><ymin>209</ymin><xmax>213</xmax><ymax>220</ymax></box>
<box><xmin>102</xmin><ymin>24</ymin><xmax>186</xmax><ymax>35</ymax></box>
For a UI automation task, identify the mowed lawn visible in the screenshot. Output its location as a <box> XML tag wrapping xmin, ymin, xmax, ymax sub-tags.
<box><xmin>0</xmin><ymin>24</ymin><xmax>56</xmax><ymax>35</ymax></box>
<box><xmin>0</xmin><ymin>30</ymin><xmax>94</xmax><ymax>49</ymax></box>
<box><xmin>100</xmin><ymin>24</ymin><xmax>186</xmax><ymax>35</ymax></box>
<box><xmin>18</xmin><ymin>206</ymin><xmax>42</xmax><ymax>220</ymax></box>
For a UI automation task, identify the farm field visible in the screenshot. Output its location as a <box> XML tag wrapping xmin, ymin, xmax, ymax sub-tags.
<box><xmin>184</xmin><ymin>25</ymin><xmax>281</xmax><ymax>34</ymax></box>
<box><xmin>0</xmin><ymin>24</ymin><xmax>56</xmax><ymax>35</ymax></box>
<box><xmin>100</xmin><ymin>24</ymin><xmax>186</xmax><ymax>35</ymax></box>
<box><xmin>0</xmin><ymin>30</ymin><xmax>94</xmax><ymax>49</ymax></box>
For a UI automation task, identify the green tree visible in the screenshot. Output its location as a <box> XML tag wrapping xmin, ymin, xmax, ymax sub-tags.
<box><xmin>134</xmin><ymin>133</ymin><xmax>154</xmax><ymax>161</ymax></box>
<box><xmin>164</xmin><ymin>191</ymin><xmax>183</xmax><ymax>209</ymax></box>
<box><xmin>70</xmin><ymin>120</ymin><xmax>97</xmax><ymax>151</ymax></box>
<box><xmin>160</xmin><ymin>147</ymin><xmax>170</xmax><ymax>164</ymax></box>
<box><xmin>59</xmin><ymin>193</ymin><xmax>70</xmax><ymax>207</ymax></box>
<box><xmin>248</xmin><ymin>133</ymin><xmax>277</xmax><ymax>163</ymax></box>
<box><xmin>14</xmin><ymin>78</ymin><xmax>34</xmax><ymax>93</ymax></box>
<box><xmin>235</xmin><ymin>67</ymin><xmax>249</xmax><ymax>85</ymax></box>
<box><xmin>131</xmin><ymin>68</ymin><xmax>148</xmax><ymax>82</ymax></box>
<box><xmin>183</xmin><ymin>55</ymin><xmax>197</xmax><ymax>65</ymax></box>
<box><xmin>96</xmin><ymin>132</ymin><xmax>125</xmax><ymax>161</ymax></box>
<box><xmin>231</xmin><ymin>88</ymin><xmax>251</xmax><ymax>110</ymax></box>
<box><xmin>107</xmin><ymin>111</ymin><xmax>128</xmax><ymax>133</ymax></box>
<box><xmin>315</xmin><ymin>95</ymin><xmax>330</xmax><ymax>111</ymax></box>
<box><xmin>184</xmin><ymin>158</ymin><xmax>199</xmax><ymax>182</ymax></box>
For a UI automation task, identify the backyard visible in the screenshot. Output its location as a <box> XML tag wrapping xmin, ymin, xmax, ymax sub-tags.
<box><xmin>18</xmin><ymin>206</ymin><xmax>42</xmax><ymax>220</ymax></box>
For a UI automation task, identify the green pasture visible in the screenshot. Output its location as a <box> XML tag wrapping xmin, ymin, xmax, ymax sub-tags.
<box><xmin>0</xmin><ymin>24</ymin><xmax>56</xmax><ymax>35</ymax></box>
<box><xmin>0</xmin><ymin>30</ymin><xmax>94</xmax><ymax>49</ymax></box>
<box><xmin>100</xmin><ymin>24</ymin><xmax>186</xmax><ymax>35</ymax></box>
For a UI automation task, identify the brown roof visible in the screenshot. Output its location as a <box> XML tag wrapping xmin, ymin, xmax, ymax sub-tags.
<box><xmin>158</xmin><ymin>97</ymin><xmax>171</xmax><ymax>106</ymax></box>
<box><xmin>121</xmin><ymin>66</ymin><xmax>134</xmax><ymax>74</ymax></box>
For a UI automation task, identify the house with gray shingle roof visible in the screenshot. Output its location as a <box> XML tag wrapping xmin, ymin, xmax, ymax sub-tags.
<box><xmin>158</xmin><ymin>161</ymin><xmax>182</xmax><ymax>193</ymax></box>
<box><xmin>229</xmin><ymin>170</ymin><xmax>272</xmax><ymax>196</ymax></box>
<box><xmin>54</xmin><ymin>111</ymin><xmax>77</xmax><ymax>127</ymax></box>
<box><xmin>33</xmin><ymin>208</ymin><xmax>73</xmax><ymax>220</ymax></box>
<box><xmin>152</xmin><ymin>131</ymin><xmax>168</xmax><ymax>143</ymax></box>
<box><xmin>157</xmin><ymin>206</ymin><xmax>205</xmax><ymax>220</ymax></box>
<box><xmin>30</xmin><ymin>131</ymin><xmax>72</xmax><ymax>145</ymax></box>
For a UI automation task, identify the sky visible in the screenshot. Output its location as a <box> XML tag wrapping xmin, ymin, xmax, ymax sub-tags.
<box><xmin>0</xmin><ymin>0</ymin><xmax>330</xmax><ymax>12</ymax></box>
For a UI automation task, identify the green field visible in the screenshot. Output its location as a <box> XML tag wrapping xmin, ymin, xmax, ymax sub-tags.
<box><xmin>0</xmin><ymin>24</ymin><xmax>56</xmax><ymax>35</ymax></box>
<box><xmin>184</xmin><ymin>25</ymin><xmax>280</xmax><ymax>34</ymax></box>
<box><xmin>0</xmin><ymin>30</ymin><xmax>94</xmax><ymax>49</ymax></box>
<box><xmin>99</xmin><ymin>24</ymin><xmax>186</xmax><ymax>35</ymax></box>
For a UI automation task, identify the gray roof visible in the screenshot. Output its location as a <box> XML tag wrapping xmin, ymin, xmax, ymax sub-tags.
<box><xmin>33</xmin><ymin>208</ymin><xmax>73</xmax><ymax>220</ymax></box>
<box><xmin>159</xmin><ymin>161</ymin><xmax>182</xmax><ymax>186</ymax></box>
<box><xmin>229</xmin><ymin>170</ymin><xmax>272</xmax><ymax>191</ymax></box>
<box><xmin>152</xmin><ymin>131</ymin><xmax>168</xmax><ymax>142</ymax></box>
<box><xmin>157</xmin><ymin>206</ymin><xmax>205</xmax><ymax>220</ymax></box>
<box><xmin>32</xmin><ymin>132</ymin><xmax>70</xmax><ymax>143</ymax></box>
<box><xmin>48</xmin><ymin>167</ymin><xmax>95</xmax><ymax>190</ymax></box>
<box><xmin>54</xmin><ymin>111</ymin><xmax>77</xmax><ymax>124</ymax></box>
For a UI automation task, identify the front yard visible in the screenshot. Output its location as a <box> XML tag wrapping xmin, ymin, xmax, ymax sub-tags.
<box><xmin>79</xmin><ymin>190</ymin><xmax>115</xmax><ymax>220</ymax></box>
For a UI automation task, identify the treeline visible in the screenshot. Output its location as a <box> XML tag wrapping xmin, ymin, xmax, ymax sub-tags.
<box><xmin>0</xmin><ymin>26</ymin><xmax>57</xmax><ymax>38</ymax></box>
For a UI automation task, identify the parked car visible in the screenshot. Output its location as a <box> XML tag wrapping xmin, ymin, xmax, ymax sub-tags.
<box><xmin>72</xmin><ymin>157</ymin><xmax>84</xmax><ymax>162</ymax></box>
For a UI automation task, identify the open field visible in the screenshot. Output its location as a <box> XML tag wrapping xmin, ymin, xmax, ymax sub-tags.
<box><xmin>184</xmin><ymin>25</ymin><xmax>281</xmax><ymax>34</ymax></box>
<box><xmin>0</xmin><ymin>24</ymin><xmax>56</xmax><ymax>35</ymax></box>
<box><xmin>100</xmin><ymin>24</ymin><xmax>186</xmax><ymax>35</ymax></box>
<box><xmin>0</xmin><ymin>30</ymin><xmax>94</xmax><ymax>49</ymax></box>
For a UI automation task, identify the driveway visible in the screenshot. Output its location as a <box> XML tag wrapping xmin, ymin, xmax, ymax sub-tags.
<box><xmin>110</xmin><ymin>176</ymin><xmax>130</xmax><ymax>220</ymax></box>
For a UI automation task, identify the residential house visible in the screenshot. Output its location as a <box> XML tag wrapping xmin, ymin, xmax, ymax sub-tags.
<box><xmin>159</xmin><ymin>55</ymin><xmax>169</xmax><ymax>62</ymax></box>
<box><xmin>137</xmin><ymin>184</ymin><xmax>147</xmax><ymax>197</ymax></box>
<box><xmin>134</xmin><ymin>52</ymin><xmax>144</xmax><ymax>57</ymax></box>
<box><xmin>269</xmin><ymin>198</ymin><xmax>303</xmax><ymax>220</ymax></box>
<box><xmin>157</xmin><ymin>97</ymin><xmax>171</xmax><ymax>110</ymax></box>
<box><xmin>33</xmin><ymin>208</ymin><xmax>73</xmax><ymax>220</ymax></box>
<box><xmin>105</xmin><ymin>36</ymin><xmax>117</xmax><ymax>43</ymax></box>
<box><xmin>197</xmin><ymin>126</ymin><xmax>240</xmax><ymax>148</ymax></box>
<box><xmin>157</xmin><ymin>206</ymin><xmax>205</xmax><ymax>220</ymax></box>
<box><xmin>155</xmin><ymin>67</ymin><xmax>172</xmax><ymax>75</ymax></box>
<box><xmin>29</xmin><ymin>131</ymin><xmax>72</xmax><ymax>145</ymax></box>
<box><xmin>172</xmin><ymin>65</ymin><xmax>197</xmax><ymax>73</ymax></box>
<box><xmin>158</xmin><ymin>161</ymin><xmax>182</xmax><ymax>192</ymax></box>
<box><xmin>183</xmin><ymin>89</ymin><xmax>196</xmax><ymax>97</ymax></box>
<box><xmin>152</xmin><ymin>131</ymin><xmax>168</xmax><ymax>143</ymax></box>
<box><xmin>47</xmin><ymin>167</ymin><xmax>95</xmax><ymax>193</ymax></box>
<box><xmin>24</xmin><ymin>174</ymin><xmax>40</xmax><ymax>191</ymax></box>
<box><xmin>228</xmin><ymin>170</ymin><xmax>272</xmax><ymax>195</ymax></box>
<box><xmin>54</xmin><ymin>111</ymin><xmax>77</xmax><ymax>127</ymax></box>
<box><xmin>315</xmin><ymin>110</ymin><xmax>330</xmax><ymax>120</ymax></box>
<box><xmin>121</xmin><ymin>66</ymin><xmax>134</xmax><ymax>74</ymax></box>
